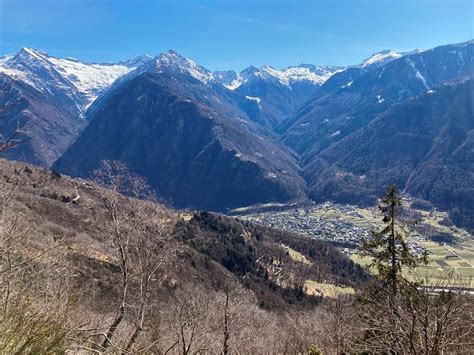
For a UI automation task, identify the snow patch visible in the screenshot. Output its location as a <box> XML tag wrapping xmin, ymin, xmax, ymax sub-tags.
<box><xmin>245</xmin><ymin>95</ymin><xmax>261</xmax><ymax>103</ymax></box>
<box><xmin>341</xmin><ymin>81</ymin><xmax>353</xmax><ymax>88</ymax></box>
<box><xmin>156</xmin><ymin>50</ymin><xmax>214</xmax><ymax>84</ymax></box>
<box><xmin>407</xmin><ymin>58</ymin><xmax>429</xmax><ymax>89</ymax></box>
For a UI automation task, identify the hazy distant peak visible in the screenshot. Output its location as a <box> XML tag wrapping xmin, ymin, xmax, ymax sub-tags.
<box><xmin>119</xmin><ymin>54</ymin><xmax>153</xmax><ymax>68</ymax></box>
<box><xmin>360</xmin><ymin>50</ymin><xmax>403</xmax><ymax>68</ymax></box>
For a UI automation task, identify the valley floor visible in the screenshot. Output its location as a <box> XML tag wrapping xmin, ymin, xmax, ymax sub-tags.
<box><xmin>233</xmin><ymin>201</ymin><xmax>474</xmax><ymax>287</ymax></box>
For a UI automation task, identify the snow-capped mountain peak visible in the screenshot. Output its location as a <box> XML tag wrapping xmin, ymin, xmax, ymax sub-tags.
<box><xmin>214</xmin><ymin>63</ymin><xmax>344</xmax><ymax>90</ymax></box>
<box><xmin>15</xmin><ymin>47</ymin><xmax>48</xmax><ymax>61</ymax></box>
<box><xmin>360</xmin><ymin>50</ymin><xmax>403</xmax><ymax>68</ymax></box>
<box><xmin>0</xmin><ymin>47</ymin><xmax>141</xmax><ymax>112</ymax></box>
<box><xmin>154</xmin><ymin>50</ymin><xmax>214</xmax><ymax>84</ymax></box>
<box><xmin>282</xmin><ymin>65</ymin><xmax>344</xmax><ymax>85</ymax></box>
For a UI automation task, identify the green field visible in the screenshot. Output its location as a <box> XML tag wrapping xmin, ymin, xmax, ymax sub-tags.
<box><xmin>351</xmin><ymin>240</ymin><xmax>474</xmax><ymax>287</ymax></box>
<box><xmin>240</xmin><ymin>201</ymin><xmax>474</xmax><ymax>288</ymax></box>
<box><xmin>312</xmin><ymin>203</ymin><xmax>474</xmax><ymax>287</ymax></box>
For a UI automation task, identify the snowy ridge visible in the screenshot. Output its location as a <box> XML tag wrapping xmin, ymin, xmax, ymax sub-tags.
<box><xmin>213</xmin><ymin>64</ymin><xmax>343</xmax><ymax>90</ymax></box>
<box><xmin>0</xmin><ymin>48</ymin><xmax>146</xmax><ymax>111</ymax></box>
<box><xmin>47</xmin><ymin>57</ymin><xmax>133</xmax><ymax>102</ymax></box>
<box><xmin>139</xmin><ymin>50</ymin><xmax>342</xmax><ymax>90</ymax></box>
<box><xmin>360</xmin><ymin>50</ymin><xmax>403</xmax><ymax>68</ymax></box>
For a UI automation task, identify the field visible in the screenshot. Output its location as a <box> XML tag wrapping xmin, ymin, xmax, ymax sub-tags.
<box><xmin>235</xmin><ymin>200</ymin><xmax>474</xmax><ymax>288</ymax></box>
<box><xmin>311</xmin><ymin>202</ymin><xmax>474</xmax><ymax>287</ymax></box>
<box><xmin>304</xmin><ymin>280</ymin><xmax>355</xmax><ymax>297</ymax></box>
<box><xmin>350</xmin><ymin>233</ymin><xmax>474</xmax><ymax>288</ymax></box>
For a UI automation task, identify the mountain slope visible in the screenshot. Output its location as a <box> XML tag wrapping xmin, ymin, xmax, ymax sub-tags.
<box><xmin>0</xmin><ymin>48</ymin><xmax>147</xmax><ymax>113</ymax></box>
<box><xmin>304</xmin><ymin>79</ymin><xmax>474</xmax><ymax>230</ymax></box>
<box><xmin>0</xmin><ymin>73</ymin><xmax>86</xmax><ymax>167</ymax></box>
<box><xmin>214</xmin><ymin>64</ymin><xmax>343</xmax><ymax>130</ymax></box>
<box><xmin>0</xmin><ymin>48</ymin><xmax>151</xmax><ymax>167</ymax></box>
<box><xmin>0</xmin><ymin>158</ymin><xmax>367</xmax><ymax>310</ymax></box>
<box><xmin>53</xmin><ymin>55</ymin><xmax>308</xmax><ymax>211</ymax></box>
<box><xmin>281</xmin><ymin>40</ymin><xmax>474</xmax><ymax>162</ymax></box>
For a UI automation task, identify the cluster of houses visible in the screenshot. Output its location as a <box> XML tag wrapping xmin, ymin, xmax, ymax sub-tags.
<box><xmin>240</xmin><ymin>202</ymin><xmax>427</xmax><ymax>257</ymax></box>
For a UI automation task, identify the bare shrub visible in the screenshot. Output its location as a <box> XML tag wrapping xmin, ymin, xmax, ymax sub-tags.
<box><xmin>356</xmin><ymin>275</ymin><xmax>474</xmax><ymax>353</ymax></box>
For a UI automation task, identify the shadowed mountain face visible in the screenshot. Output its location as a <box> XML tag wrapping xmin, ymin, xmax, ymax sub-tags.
<box><xmin>53</xmin><ymin>69</ymin><xmax>308</xmax><ymax>211</ymax></box>
<box><xmin>305</xmin><ymin>79</ymin><xmax>474</xmax><ymax>229</ymax></box>
<box><xmin>0</xmin><ymin>73</ymin><xmax>86</xmax><ymax>167</ymax></box>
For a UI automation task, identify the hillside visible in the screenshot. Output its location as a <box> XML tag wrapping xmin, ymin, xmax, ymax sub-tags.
<box><xmin>0</xmin><ymin>157</ymin><xmax>372</xmax><ymax>352</ymax></box>
<box><xmin>0</xmin><ymin>73</ymin><xmax>86</xmax><ymax>167</ymax></box>
<box><xmin>304</xmin><ymin>79</ymin><xmax>474</xmax><ymax>231</ymax></box>
<box><xmin>0</xmin><ymin>158</ymin><xmax>366</xmax><ymax>305</ymax></box>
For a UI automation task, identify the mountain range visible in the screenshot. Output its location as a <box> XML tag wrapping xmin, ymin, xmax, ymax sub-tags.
<box><xmin>1</xmin><ymin>40</ymin><xmax>473</xmax><ymax>230</ymax></box>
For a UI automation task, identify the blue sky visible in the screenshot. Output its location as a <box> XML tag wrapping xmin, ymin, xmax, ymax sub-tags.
<box><xmin>0</xmin><ymin>0</ymin><xmax>472</xmax><ymax>70</ymax></box>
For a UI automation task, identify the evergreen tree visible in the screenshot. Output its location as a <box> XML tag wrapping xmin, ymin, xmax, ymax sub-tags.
<box><xmin>361</xmin><ymin>184</ymin><xmax>427</xmax><ymax>294</ymax></box>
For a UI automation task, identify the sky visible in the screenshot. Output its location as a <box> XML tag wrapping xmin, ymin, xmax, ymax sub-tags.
<box><xmin>0</xmin><ymin>0</ymin><xmax>472</xmax><ymax>70</ymax></box>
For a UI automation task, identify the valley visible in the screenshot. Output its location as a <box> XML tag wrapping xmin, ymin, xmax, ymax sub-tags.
<box><xmin>0</xmin><ymin>40</ymin><xmax>472</xmax><ymax>233</ymax></box>
<box><xmin>232</xmin><ymin>201</ymin><xmax>474</xmax><ymax>286</ymax></box>
<box><xmin>0</xmin><ymin>1</ymin><xmax>473</xmax><ymax>350</ymax></box>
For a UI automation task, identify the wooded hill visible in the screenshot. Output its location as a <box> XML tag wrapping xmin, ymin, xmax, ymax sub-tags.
<box><xmin>0</xmin><ymin>158</ymin><xmax>368</xmax><ymax>352</ymax></box>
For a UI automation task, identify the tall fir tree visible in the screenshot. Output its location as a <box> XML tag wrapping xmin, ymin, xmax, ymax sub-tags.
<box><xmin>361</xmin><ymin>184</ymin><xmax>428</xmax><ymax>294</ymax></box>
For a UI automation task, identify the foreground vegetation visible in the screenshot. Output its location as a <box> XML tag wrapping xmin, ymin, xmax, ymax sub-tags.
<box><xmin>0</xmin><ymin>158</ymin><xmax>473</xmax><ymax>353</ymax></box>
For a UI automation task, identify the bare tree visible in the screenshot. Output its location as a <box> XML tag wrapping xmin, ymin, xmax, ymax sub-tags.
<box><xmin>315</xmin><ymin>296</ymin><xmax>361</xmax><ymax>353</ymax></box>
<box><xmin>0</xmin><ymin>126</ymin><xmax>20</xmax><ymax>153</ymax></box>
<box><xmin>93</xmin><ymin>160</ymin><xmax>175</xmax><ymax>352</ymax></box>
<box><xmin>357</xmin><ymin>273</ymin><xmax>474</xmax><ymax>353</ymax></box>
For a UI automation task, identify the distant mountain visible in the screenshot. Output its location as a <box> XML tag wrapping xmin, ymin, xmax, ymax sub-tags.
<box><xmin>0</xmin><ymin>48</ymin><xmax>150</xmax><ymax>166</ymax></box>
<box><xmin>304</xmin><ymin>79</ymin><xmax>474</xmax><ymax>230</ymax></box>
<box><xmin>0</xmin><ymin>48</ymin><xmax>146</xmax><ymax>113</ymax></box>
<box><xmin>54</xmin><ymin>51</ymin><xmax>308</xmax><ymax>211</ymax></box>
<box><xmin>2</xmin><ymin>41</ymin><xmax>473</xmax><ymax>229</ymax></box>
<box><xmin>281</xmin><ymin>40</ymin><xmax>474</xmax><ymax>161</ymax></box>
<box><xmin>214</xmin><ymin>64</ymin><xmax>343</xmax><ymax>129</ymax></box>
<box><xmin>360</xmin><ymin>49</ymin><xmax>403</xmax><ymax>68</ymax></box>
<box><xmin>118</xmin><ymin>54</ymin><xmax>153</xmax><ymax>68</ymax></box>
<box><xmin>214</xmin><ymin>64</ymin><xmax>343</xmax><ymax>90</ymax></box>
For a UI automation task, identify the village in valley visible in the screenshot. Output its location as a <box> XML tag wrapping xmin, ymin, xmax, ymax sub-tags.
<box><xmin>232</xmin><ymin>201</ymin><xmax>474</xmax><ymax>286</ymax></box>
<box><xmin>233</xmin><ymin>201</ymin><xmax>425</xmax><ymax>255</ymax></box>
